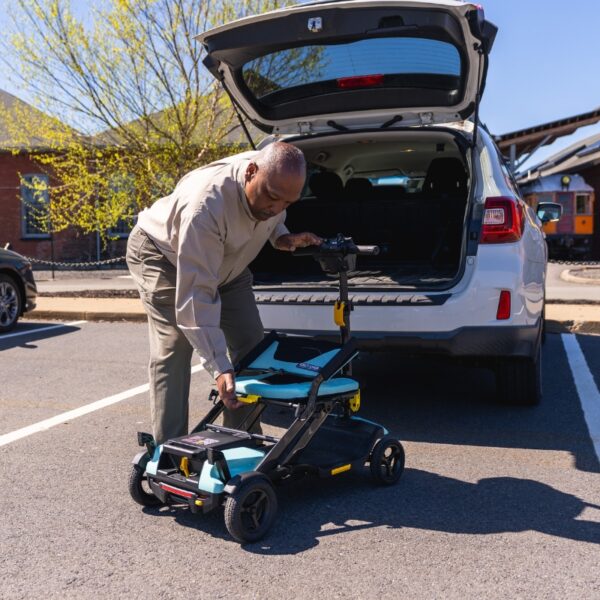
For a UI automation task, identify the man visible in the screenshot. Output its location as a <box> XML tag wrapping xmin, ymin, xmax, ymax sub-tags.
<box><xmin>126</xmin><ymin>142</ymin><xmax>321</xmax><ymax>444</ymax></box>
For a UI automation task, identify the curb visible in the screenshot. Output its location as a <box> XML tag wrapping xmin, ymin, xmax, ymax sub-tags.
<box><xmin>546</xmin><ymin>319</ymin><xmax>600</xmax><ymax>336</ymax></box>
<box><xmin>28</xmin><ymin>310</ymin><xmax>147</xmax><ymax>323</ymax></box>
<box><xmin>560</xmin><ymin>267</ymin><xmax>600</xmax><ymax>285</ymax></box>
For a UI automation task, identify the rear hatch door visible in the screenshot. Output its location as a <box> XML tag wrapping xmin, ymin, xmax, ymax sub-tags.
<box><xmin>197</xmin><ymin>1</ymin><xmax>497</xmax><ymax>134</ymax></box>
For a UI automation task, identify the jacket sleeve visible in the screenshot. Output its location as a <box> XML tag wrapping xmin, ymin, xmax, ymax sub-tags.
<box><xmin>174</xmin><ymin>199</ymin><xmax>233</xmax><ymax>380</ymax></box>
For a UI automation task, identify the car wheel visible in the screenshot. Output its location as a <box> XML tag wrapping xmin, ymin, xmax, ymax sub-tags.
<box><xmin>0</xmin><ymin>274</ymin><xmax>22</xmax><ymax>333</ymax></box>
<box><xmin>495</xmin><ymin>342</ymin><xmax>542</xmax><ymax>406</ymax></box>
<box><xmin>224</xmin><ymin>473</ymin><xmax>278</xmax><ymax>543</ymax></box>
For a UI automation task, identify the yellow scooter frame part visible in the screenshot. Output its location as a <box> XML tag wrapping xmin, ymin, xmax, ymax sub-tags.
<box><xmin>334</xmin><ymin>301</ymin><xmax>346</xmax><ymax>327</ymax></box>
<box><xmin>237</xmin><ymin>394</ymin><xmax>261</xmax><ymax>404</ymax></box>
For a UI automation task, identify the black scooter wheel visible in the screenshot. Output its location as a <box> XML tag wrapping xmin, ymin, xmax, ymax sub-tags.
<box><xmin>370</xmin><ymin>437</ymin><xmax>405</xmax><ymax>485</ymax></box>
<box><xmin>224</xmin><ymin>473</ymin><xmax>278</xmax><ymax>543</ymax></box>
<box><xmin>128</xmin><ymin>464</ymin><xmax>162</xmax><ymax>507</ymax></box>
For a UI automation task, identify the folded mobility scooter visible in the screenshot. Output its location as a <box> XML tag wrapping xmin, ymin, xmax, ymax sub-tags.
<box><xmin>129</xmin><ymin>235</ymin><xmax>405</xmax><ymax>543</ymax></box>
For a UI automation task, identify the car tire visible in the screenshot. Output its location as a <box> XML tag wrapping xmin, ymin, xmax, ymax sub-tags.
<box><xmin>0</xmin><ymin>273</ymin><xmax>22</xmax><ymax>333</ymax></box>
<box><xmin>495</xmin><ymin>342</ymin><xmax>542</xmax><ymax>406</ymax></box>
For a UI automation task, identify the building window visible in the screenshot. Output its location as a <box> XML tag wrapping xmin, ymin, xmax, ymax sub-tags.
<box><xmin>575</xmin><ymin>194</ymin><xmax>591</xmax><ymax>215</ymax></box>
<box><xmin>21</xmin><ymin>174</ymin><xmax>50</xmax><ymax>239</ymax></box>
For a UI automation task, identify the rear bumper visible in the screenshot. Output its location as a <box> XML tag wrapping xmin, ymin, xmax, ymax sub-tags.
<box><xmin>275</xmin><ymin>321</ymin><xmax>542</xmax><ymax>359</ymax></box>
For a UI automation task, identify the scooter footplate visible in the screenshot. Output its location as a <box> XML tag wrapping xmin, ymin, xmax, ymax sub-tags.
<box><xmin>292</xmin><ymin>416</ymin><xmax>383</xmax><ymax>469</ymax></box>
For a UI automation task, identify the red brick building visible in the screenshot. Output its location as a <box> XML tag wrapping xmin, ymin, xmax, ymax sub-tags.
<box><xmin>0</xmin><ymin>90</ymin><xmax>127</xmax><ymax>265</ymax></box>
<box><xmin>1</xmin><ymin>90</ymin><xmax>250</xmax><ymax>267</ymax></box>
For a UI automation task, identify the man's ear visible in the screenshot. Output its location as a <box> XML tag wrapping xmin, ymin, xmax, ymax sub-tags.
<box><xmin>245</xmin><ymin>161</ymin><xmax>259</xmax><ymax>182</ymax></box>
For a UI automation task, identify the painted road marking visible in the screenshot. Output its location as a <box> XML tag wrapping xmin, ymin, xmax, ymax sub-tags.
<box><xmin>561</xmin><ymin>333</ymin><xmax>600</xmax><ymax>462</ymax></box>
<box><xmin>0</xmin><ymin>364</ymin><xmax>204</xmax><ymax>447</ymax></box>
<box><xmin>0</xmin><ymin>320</ymin><xmax>87</xmax><ymax>341</ymax></box>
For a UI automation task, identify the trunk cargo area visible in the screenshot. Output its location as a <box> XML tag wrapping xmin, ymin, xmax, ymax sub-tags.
<box><xmin>251</xmin><ymin>130</ymin><xmax>471</xmax><ymax>297</ymax></box>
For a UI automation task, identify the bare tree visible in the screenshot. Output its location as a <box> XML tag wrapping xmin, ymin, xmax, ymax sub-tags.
<box><xmin>0</xmin><ymin>0</ymin><xmax>289</xmax><ymax>239</ymax></box>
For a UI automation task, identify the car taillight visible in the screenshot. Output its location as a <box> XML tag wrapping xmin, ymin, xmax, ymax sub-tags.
<box><xmin>496</xmin><ymin>290</ymin><xmax>511</xmax><ymax>320</ymax></box>
<box><xmin>336</xmin><ymin>74</ymin><xmax>384</xmax><ymax>89</ymax></box>
<box><xmin>481</xmin><ymin>197</ymin><xmax>524</xmax><ymax>244</ymax></box>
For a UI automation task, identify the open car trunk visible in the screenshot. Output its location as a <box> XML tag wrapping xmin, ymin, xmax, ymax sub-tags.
<box><xmin>250</xmin><ymin>128</ymin><xmax>471</xmax><ymax>296</ymax></box>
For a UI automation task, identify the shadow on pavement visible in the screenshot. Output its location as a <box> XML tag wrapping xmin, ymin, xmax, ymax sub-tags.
<box><xmin>260</xmin><ymin>333</ymin><xmax>600</xmax><ymax>473</ymax></box>
<box><xmin>140</xmin><ymin>333</ymin><xmax>600</xmax><ymax>551</ymax></box>
<box><xmin>0</xmin><ymin>321</ymin><xmax>84</xmax><ymax>351</ymax></box>
<box><xmin>143</xmin><ymin>467</ymin><xmax>600</xmax><ymax>553</ymax></box>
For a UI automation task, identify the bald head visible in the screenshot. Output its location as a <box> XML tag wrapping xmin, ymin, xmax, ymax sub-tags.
<box><xmin>244</xmin><ymin>142</ymin><xmax>306</xmax><ymax>221</ymax></box>
<box><xmin>254</xmin><ymin>141</ymin><xmax>306</xmax><ymax>178</ymax></box>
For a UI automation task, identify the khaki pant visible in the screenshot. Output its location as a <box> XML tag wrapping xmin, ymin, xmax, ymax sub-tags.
<box><xmin>126</xmin><ymin>225</ymin><xmax>264</xmax><ymax>444</ymax></box>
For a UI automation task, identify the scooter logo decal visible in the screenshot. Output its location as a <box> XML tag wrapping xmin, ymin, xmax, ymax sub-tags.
<box><xmin>181</xmin><ymin>435</ymin><xmax>220</xmax><ymax>446</ymax></box>
<box><xmin>307</xmin><ymin>17</ymin><xmax>322</xmax><ymax>32</ymax></box>
<box><xmin>297</xmin><ymin>362</ymin><xmax>321</xmax><ymax>372</ymax></box>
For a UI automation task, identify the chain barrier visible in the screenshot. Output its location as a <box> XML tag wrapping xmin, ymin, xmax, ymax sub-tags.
<box><xmin>14</xmin><ymin>251</ymin><xmax>600</xmax><ymax>270</ymax></box>
<box><xmin>549</xmin><ymin>259</ymin><xmax>600</xmax><ymax>266</ymax></box>
<box><xmin>22</xmin><ymin>255</ymin><xmax>127</xmax><ymax>269</ymax></box>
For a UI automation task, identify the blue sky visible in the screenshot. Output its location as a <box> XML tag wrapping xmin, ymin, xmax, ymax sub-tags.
<box><xmin>480</xmin><ymin>0</ymin><xmax>600</xmax><ymax>168</ymax></box>
<box><xmin>1</xmin><ymin>0</ymin><xmax>599</xmax><ymax>170</ymax></box>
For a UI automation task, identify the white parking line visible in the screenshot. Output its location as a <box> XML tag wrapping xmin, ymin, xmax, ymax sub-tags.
<box><xmin>0</xmin><ymin>364</ymin><xmax>204</xmax><ymax>447</ymax></box>
<box><xmin>561</xmin><ymin>333</ymin><xmax>600</xmax><ymax>462</ymax></box>
<box><xmin>0</xmin><ymin>320</ymin><xmax>87</xmax><ymax>341</ymax></box>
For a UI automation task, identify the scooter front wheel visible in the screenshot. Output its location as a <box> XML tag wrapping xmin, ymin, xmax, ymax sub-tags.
<box><xmin>128</xmin><ymin>463</ymin><xmax>163</xmax><ymax>507</ymax></box>
<box><xmin>224</xmin><ymin>473</ymin><xmax>278</xmax><ymax>543</ymax></box>
<box><xmin>369</xmin><ymin>437</ymin><xmax>405</xmax><ymax>485</ymax></box>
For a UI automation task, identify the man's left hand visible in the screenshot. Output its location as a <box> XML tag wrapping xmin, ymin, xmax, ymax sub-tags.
<box><xmin>274</xmin><ymin>232</ymin><xmax>323</xmax><ymax>252</ymax></box>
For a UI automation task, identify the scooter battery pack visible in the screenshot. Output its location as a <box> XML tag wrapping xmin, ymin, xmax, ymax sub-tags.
<box><xmin>163</xmin><ymin>430</ymin><xmax>254</xmax><ymax>458</ymax></box>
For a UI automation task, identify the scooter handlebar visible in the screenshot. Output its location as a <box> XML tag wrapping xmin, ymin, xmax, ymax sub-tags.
<box><xmin>355</xmin><ymin>245</ymin><xmax>380</xmax><ymax>256</ymax></box>
<box><xmin>291</xmin><ymin>245</ymin><xmax>321</xmax><ymax>257</ymax></box>
<box><xmin>292</xmin><ymin>236</ymin><xmax>379</xmax><ymax>257</ymax></box>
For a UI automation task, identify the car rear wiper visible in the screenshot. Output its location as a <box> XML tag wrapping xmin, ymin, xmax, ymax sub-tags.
<box><xmin>327</xmin><ymin>120</ymin><xmax>350</xmax><ymax>132</ymax></box>
<box><xmin>381</xmin><ymin>115</ymin><xmax>403</xmax><ymax>129</ymax></box>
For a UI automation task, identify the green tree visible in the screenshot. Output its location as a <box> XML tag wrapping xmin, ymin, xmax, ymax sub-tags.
<box><xmin>0</xmin><ymin>0</ymin><xmax>290</xmax><ymax>241</ymax></box>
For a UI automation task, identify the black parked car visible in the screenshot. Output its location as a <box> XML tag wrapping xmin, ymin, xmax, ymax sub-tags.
<box><xmin>0</xmin><ymin>246</ymin><xmax>37</xmax><ymax>332</ymax></box>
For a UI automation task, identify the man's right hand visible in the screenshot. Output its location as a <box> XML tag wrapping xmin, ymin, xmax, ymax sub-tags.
<box><xmin>216</xmin><ymin>370</ymin><xmax>244</xmax><ymax>410</ymax></box>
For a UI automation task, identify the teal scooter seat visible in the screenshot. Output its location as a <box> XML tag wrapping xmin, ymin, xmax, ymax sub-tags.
<box><xmin>235</xmin><ymin>375</ymin><xmax>358</xmax><ymax>400</ymax></box>
<box><xmin>235</xmin><ymin>340</ymin><xmax>358</xmax><ymax>400</ymax></box>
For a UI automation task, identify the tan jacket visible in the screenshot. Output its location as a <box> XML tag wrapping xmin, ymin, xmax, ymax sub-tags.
<box><xmin>136</xmin><ymin>151</ymin><xmax>289</xmax><ymax>378</ymax></box>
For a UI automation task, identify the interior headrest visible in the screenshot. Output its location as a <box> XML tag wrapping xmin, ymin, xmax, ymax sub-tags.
<box><xmin>345</xmin><ymin>177</ymin><xmax>373</xmax><ymax>200</ymax></box>
<box><xmin>308</xmin><ymin>171</ymin><xmax>344</xmax><ymax>199</ymax></box>
<box><xmin>423</xmin><ymin>158</ymin><xmax>467</xmax><ymax>194</ymax></box>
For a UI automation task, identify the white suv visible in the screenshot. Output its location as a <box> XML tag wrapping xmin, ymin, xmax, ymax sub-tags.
<box><xmin>197</xmin><ymin>1</ymin><xmax>552</xmax><ymax>405</ymax></box>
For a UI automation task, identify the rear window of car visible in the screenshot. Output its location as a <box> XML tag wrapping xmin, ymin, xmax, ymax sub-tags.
<box><xmin>242</xmin><ymin>37</ymin><xmax>461</xmax><ymax>104</ymax></box>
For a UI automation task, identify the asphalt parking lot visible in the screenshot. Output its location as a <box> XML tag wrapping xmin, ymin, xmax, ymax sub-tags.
<box><xmin>1</xmin><ymin>321</ymin><xmax>599</xmax><ymax>599</ymax></box>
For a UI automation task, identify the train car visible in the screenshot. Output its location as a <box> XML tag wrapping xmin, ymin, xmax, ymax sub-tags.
<box><xmin>521</xmin><ymin>173</ymin><xmax>595</xmax><ymax>259</ymax></box>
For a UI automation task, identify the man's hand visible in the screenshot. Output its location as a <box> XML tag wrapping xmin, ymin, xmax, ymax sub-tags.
<box><xmin>274</xmin><ymin>232</ymin><xmax>323</xmax><ymax>252</ymax></box>
<box><xmin>216</xmin><ymin>370</ymin><xmax>243</xmax><ymax>410</ymax></box>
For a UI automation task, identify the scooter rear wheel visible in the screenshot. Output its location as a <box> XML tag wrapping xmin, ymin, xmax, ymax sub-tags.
<box><xmin>370</xmin><ymin>437</ymin><xmax>405</xmax><ymax>485</ymax></box>
<box><xmin>128</xmin><ymin>464</ymin><xmax>162</xmax><ymax>507</ymax></box>
<box><xmin>224</xmin><ymin>473</ymin><xmax>278</xmax><ymax>543</ymax></box>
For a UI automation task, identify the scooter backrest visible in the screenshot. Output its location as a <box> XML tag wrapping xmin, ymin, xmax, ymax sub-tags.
<box><xmin>248</xmin><ymin>341</ymin><xmax>342</xmax><ymax>378</ymax></box>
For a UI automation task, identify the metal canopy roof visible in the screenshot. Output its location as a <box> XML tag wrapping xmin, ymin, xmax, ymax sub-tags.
<box><xmin>517</xmin><ymin>132</ymin><xmax>600</xmax><ymax>181</ymax></box>
<box><xmin>494</xmin><ymin>107</ymin><xmax>600</xmax><ymax>159</ymax></box>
